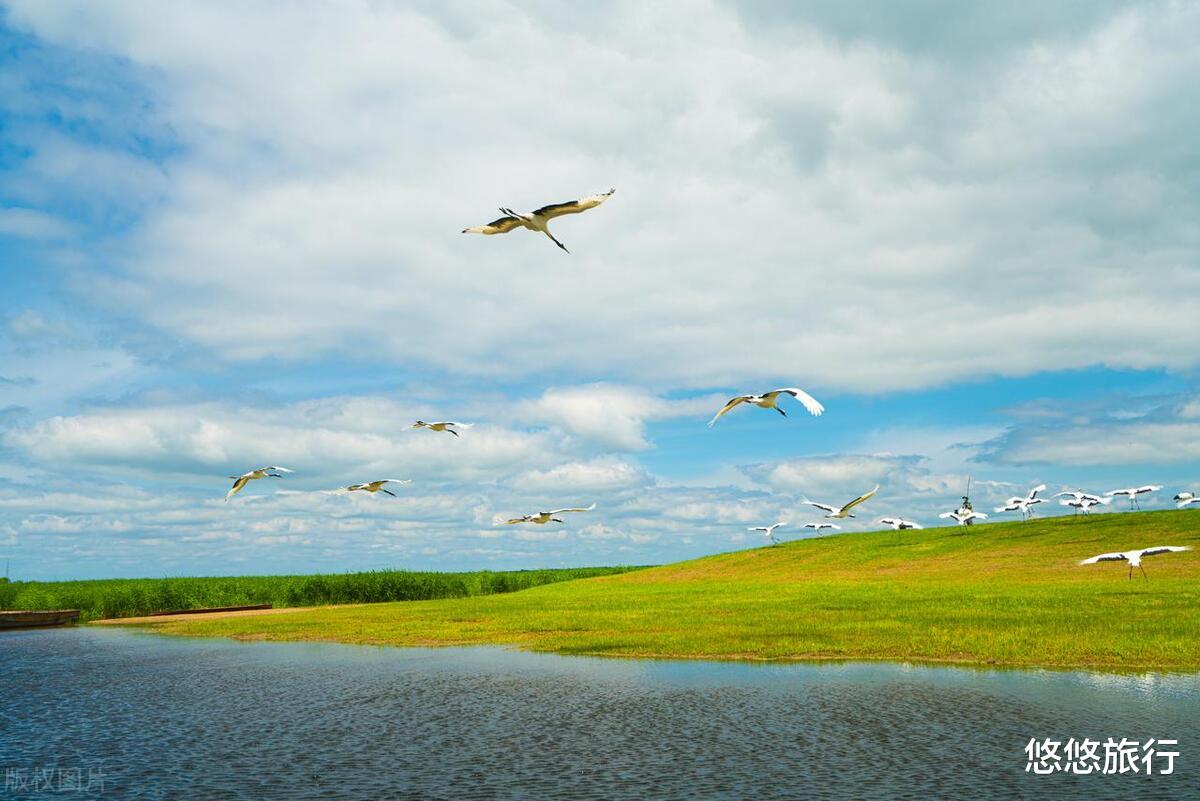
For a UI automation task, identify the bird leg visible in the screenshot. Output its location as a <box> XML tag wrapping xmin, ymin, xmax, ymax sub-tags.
<box><xmin>777</xmin><ymin>407</ymin><xmax>788</xmax><ymax>417</ymax></box>
<box><xmin>382</xmin><ymin>489</ymin><xmax>396</xmax><ymax>497</ymax></box>
<box><xmin>1140</xmin><ymin>565</ymin><xmax>1148</xmax><ymax>582</ymax></box>
<box><xmin>543</xmin><ymin>230</ymin><xmax>570</xmax><ymax>253</ymax></box>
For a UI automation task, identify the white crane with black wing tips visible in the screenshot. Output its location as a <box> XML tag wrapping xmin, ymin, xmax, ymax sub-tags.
<box><xmin>337</xmin><ymin>479</ymin><xmax>412</xmax><ymax>497</ymax></box>
<box><xmin>995</xmin><ymin>484</ymin><xmax>1047</xmax><ymax>521</ymax></box>
<box><xmin>939</xmin><ymin>509</ymin><xmax>988</xmax><ymax>526</ymax></box>
<box><xmin>1080</xmin><ymin>546</ymin><xmax>1191</xmax><ymax>580</ymax></box>
<box><xmin>803</xmin><ymin>522</ymin><xmax>840</xmax><ymax>533</ymax></box>
<box><xmin>225</xmin><ymin>466</ymin><xmax>293</xmax><ymax>501</ymax></box>
<box><xmin>1175</xmin><ymin>492</ymin><xmax>1199</xmax><ymax>509</ymax></box>
<box><xmin>749</xmin><ymin>521</ymin><xmax>787</xmax><ymax>544</ymax></box>
<box><xmin>1053</xmin><ymin>490</ymin><xmax>1104</xmax><ymax>504</ymax></box>
<box><xmin>803</xmin><ymin>485</ymin><xmax>879</xmax><ymax>519</ymax></box>
<box><xmin>505</xmin><ymin>503</ymin><xmax>597</xmax><ymax>525</ymax></box>
<box><xmin>877</xmin><ymin>517</ymin><xmax>922</xmax><ymax>530</ymax></box>
<box><xmin>708</xmin><ymin>388</ymin><xmax>824</xmax><ymax>427</ymax></box>
<box><xmin>462</xmin><ymin>189</ymin><xmax>615</xmax><ymax>253</ymax></box>
<box><xmin>1104</xmin><ymin>485</ymin><xmax>1162</xmax><ymax>510</ymax></box>
<box><xmin>412</xmin><ymin>421</ymin><xmax>473</xmax><ymax>438</ymax></box>
<box><xmin>1060</xmin><ymin>496</ymin><xmax>1110</xmax><ymax>516</ymax></box>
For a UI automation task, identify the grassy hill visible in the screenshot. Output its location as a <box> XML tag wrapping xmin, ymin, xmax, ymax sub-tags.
<box><xmin>129</xmin><ymin>509</ymin><xmax>1200</xmax><ymax>671</ymax></box>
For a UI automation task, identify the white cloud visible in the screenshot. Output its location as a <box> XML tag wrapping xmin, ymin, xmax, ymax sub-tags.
<box><xmin>516</xmin><ymin>384</ymin><xmax>711</xmax><ymax>451</ymax></box>
<box><xmin>0</xmin><ymin>208</ymin><xmax>72</xmax><ymax>239</ymax></box>
<box><xmin>746</xmin><ymin>454</ymin><xmax>906</xmax><ymax>496</ymax></box>
<box><xmin>3</xmin><ymin>2</ymin><xmax>1195</xmax><ymax>392</ymax></box>
<box><xmin>512</xmin><ymin>457</ymin><xmax>650</xmax><ymax>493</ymax></box>
<box><xmin>3</xmin><ymin>395</ymin><xmax>564</xmax><ymax>483</ymax></box>
<box><xmin>984</xmin><ymin>421</ymin><xmax>1200</xmax><ymax>466</ymax></box>
<box><xmin>978</xmin><ymin>395</ymin><xmax>1200</xmax><ymax>466</ymax></box>
<box><xmin>512</xmin><ymin>528</ymin><xmax>569</xmax><ymax>542</ymax></box>
<box><xmin>7</xmin><ymin>310</ymin><xmax>62</xmax><ymax>340</ymax></box>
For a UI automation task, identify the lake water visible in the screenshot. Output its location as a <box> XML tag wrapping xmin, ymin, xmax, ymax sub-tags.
<box><xmin>1</xmin><ymin>628</ymin><xmax>1197</xmax><ymax>800</ymax></box>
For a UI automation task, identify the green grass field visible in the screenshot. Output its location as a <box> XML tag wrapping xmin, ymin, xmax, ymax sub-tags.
<box><xmin>0</xmin><ymin>566</ymin><xmax>643</xmax><ymax>621</ymax></box>
<box><xmin>121</xmin><ymin>509</ymin><xmax>1199</xmax><ymax>670</ymax></box>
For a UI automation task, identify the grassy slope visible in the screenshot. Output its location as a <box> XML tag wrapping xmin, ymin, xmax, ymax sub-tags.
<box><xmin>2</xmin><ymin>566</ymin><xmax>642</xmax><ymax>621</ymax></box>
<box><xmin>130</xmin><ymin>510</ymin><xmax>1200</xmax><ymax>671</ymax></box>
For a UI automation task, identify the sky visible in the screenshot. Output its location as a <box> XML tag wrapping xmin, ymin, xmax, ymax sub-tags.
<box><xmin>1</xmin><ymin>0</ymin><xmax>1197</xmax><ymax>581</ymax></box>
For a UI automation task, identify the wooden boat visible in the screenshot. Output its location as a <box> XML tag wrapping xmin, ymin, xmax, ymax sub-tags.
<box><xmin>0</xmin><ymin>609</ymin><xmax>81</xmax><ymax>629</ymax></box>
<box><xmin>145</xmin><ymin>603</ymin><xmax>272</xmax><ymax>617</ymax></box>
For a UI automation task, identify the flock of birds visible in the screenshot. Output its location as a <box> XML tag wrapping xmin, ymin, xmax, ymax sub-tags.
<box><xmin>218</xmin><ymin>188</ymin><xmax>1194</xmax><ymax>581</ymax></box>
<box><xmin>746</xmin><ymin>481</ymin><xmax>1196</xmax><ymax>579</ymax></box>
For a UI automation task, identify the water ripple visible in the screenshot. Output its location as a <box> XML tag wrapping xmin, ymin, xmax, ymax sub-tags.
<box><xmin>1</xmin><ymin>628</ymin><xmax>1197</xmax><ymax>800</ymax></box>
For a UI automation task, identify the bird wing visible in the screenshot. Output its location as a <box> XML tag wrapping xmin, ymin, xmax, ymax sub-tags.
<box><xmin>708</xmin><ymin>395</ymin><xmax>750</xmax><ymax>426</ymax></box>
<box><xmin>371</xmin><ymin>479</ymin><xmax>411</xmax><ymax>489</ymax></box>
<box><xmin>769</xmin><ymin>388</ymin><xmax>825</xmax><ymax>417</ymax></box>
<box><xmin>877</xmin><ymin>518</ymin><xmax>897</xmax><ymax>526</ymax></box>
<box><xmin>546</xmin><ymin>503</ymin><xmax>596</xmax><ymax>515</ymax></box>
<box><xmin>971</xmin><ymin>512</ymin><xmax>988</xmax><ymax>519</ymax></box>
<box><xmin>803</xmin><ymin>500</ymin><xmax>838</xmax><ymax>514</ymax></box>
<box><xmin>463</xmin><ymin>215</ymin><xmax>525</xmax><ymax>235</ymax></box>
<box><xmin>909</xmin><ymin>522</ymin><xmax>924</xmax><ymax>529</ymax></box>
<box><xmin>1052</xmin><ymin>492</ymin><xmax>1076</xmax><ymax>499</ymax></box>
<box><xmin>225</xmin><ymin>476</ymin><xmax>250</xmax><ymax>500</ymax></box>
<box><xmin>1080</xmin><ymin>552</ymin><xmax>1129</xmax><ymax>565</ymax></box>
<box><xmin>1027</xmin><ymin>484</ymin><xmax>1046</xmax><ymax>500</ymax></box>
<box><xmin>505</xmin><ymin>517</ymin><xmax>529</xmax><ymax>525</ymax></box>
<box><xmin>1139</xmin><ymin>546</ymin><xmax>1191</xmax><ymax>558</ymax></box>
<box><xmin>1138</xmin><ymin>485</ymin><xmax>1163</xmax><ymax>493</ymax></box>
<box><xmin>532</xmin><ymin>189</ymin><xmax>615</xmax><ymax>220</ymax></box>
<box><xmin>261</xmin><ymin>466</ymin><xmax>293</xmax><ymax>473</ymax></box>
<box><xmin>1104</xmin><ymin>489</ymin><xmax>1129</xmax><ymax>497</ymax></box>
<box><xmin>840</xmin><ymin>485</ymin><xmax>879</xmax><ymax>514</ymax></box>
<box><xmin>938</xmin><ymin>511</ymin><xmax>958</xmax><ymax>520</ymax></box>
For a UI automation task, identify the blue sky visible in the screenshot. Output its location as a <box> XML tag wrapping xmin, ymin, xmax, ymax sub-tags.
<box><xmin>1</xmin><ymin>1</ymin><xmax>1197</xmax><ymax>580</ymax></box>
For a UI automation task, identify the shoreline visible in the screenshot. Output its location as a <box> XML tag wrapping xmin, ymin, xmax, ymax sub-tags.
<box><xmin>93</xmin><ymin>605</ymin><xmax>350</xmax><ymax>625</ymax></box>
<box><xmin>100</xmin><ymin>616</ymin><xmax>1200</xmax><ymax>676</ymax></box>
